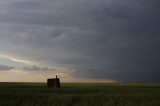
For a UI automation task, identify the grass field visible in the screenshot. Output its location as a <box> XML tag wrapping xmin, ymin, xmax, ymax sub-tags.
<box><xmin>0</xmin><ymin>82</ymin><xmax>160</xmax><ymax>106</ymax></box>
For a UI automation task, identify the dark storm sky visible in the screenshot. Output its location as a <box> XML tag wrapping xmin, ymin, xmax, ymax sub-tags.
<box><xmin>0</xmin><ymin>0</ymin><xmax>160</xmax><ymax>82</ymax></box>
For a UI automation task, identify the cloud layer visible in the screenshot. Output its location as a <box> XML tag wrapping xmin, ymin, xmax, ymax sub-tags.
<box><xmin>0</xmin><ymin>0</ymin><xmax>160</xmax><ymax>82</ymax></box>
<box><xmin>22</xmin><ymin>65</ymin><xmax>55</xmax><ymax>71</ymax></box>
<box><xmin>0</xmin><ymin>64</ymin><xmax>14</xmax><ymax>71</ymax></box>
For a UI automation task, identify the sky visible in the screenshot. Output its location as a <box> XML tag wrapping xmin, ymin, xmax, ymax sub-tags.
<box><xmin>0</xmin><ymin>0</ymin><xmax>160</xmax><ymax>83</ymax></box>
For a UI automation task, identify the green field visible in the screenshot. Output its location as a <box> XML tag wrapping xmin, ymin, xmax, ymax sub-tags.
<box><xmin>0</xmin><ymin>82</ymin><xmax>160</xmax><ymax>106</ymax></box>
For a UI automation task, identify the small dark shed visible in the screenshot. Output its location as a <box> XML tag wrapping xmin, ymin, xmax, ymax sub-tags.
<box><xmin>47</xmin><ymin>75</ymin><xmax>60</xmax><ymax>88</ymax></box>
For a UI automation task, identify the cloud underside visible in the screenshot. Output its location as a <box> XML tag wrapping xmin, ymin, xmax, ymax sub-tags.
<box><xmin>22</xmin><ymin>65</ymin><xmax>55</xmax><ymax>71</ymax></box>
<box><xmin>0</xmin><ymin>0</ymin><xmax>160</xmax><ymax>82</ymax></box>
<box><xmin>0</xmin><ymin>64</ymin><xmax>14</xmax><ymax>71</ymax></box>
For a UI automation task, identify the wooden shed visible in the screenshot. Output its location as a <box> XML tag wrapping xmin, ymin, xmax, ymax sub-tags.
<box><xmin>47</xmin><ymin>75</ymin><xmax>60</xmax><ymax>88</ymax></box>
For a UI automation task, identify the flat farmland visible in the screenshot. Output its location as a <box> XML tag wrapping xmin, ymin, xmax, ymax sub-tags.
<box><xmin>0</xmin><ymin>82</ymin><xmax>159</xmax><ymax>106</ymax></box>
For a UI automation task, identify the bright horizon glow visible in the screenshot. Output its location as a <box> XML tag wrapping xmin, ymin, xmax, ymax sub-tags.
<box><xmin>0</xmin><ymin>54</ymin><xmax>117</xmax><ymax>83</ymax></box>
<box><xmin>0</xmin><ymin>69</ymin><xmax>116</xmax><ymax>83</ymax></box>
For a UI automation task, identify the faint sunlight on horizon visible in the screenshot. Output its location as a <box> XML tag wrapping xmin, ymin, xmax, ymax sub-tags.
<box><xmin>0</xmin><ymin>69</ymin><xmax>116</xmax><ymax>83</ymax></box>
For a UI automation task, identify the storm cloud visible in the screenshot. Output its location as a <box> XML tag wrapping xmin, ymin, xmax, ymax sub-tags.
<box><xmin>0</xmin><ymin>0</ymin><xmax>160</xmax><ymax>82</ymax></box>
<box><xmin>22</xmin><ymin>65</ymin><xmax>55</xmax><ymax>71</ymax></box>
<box><xmin>0</xmin><ymin>64</ymin><xmax>14</xmax><ymax>71</ymax></box>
